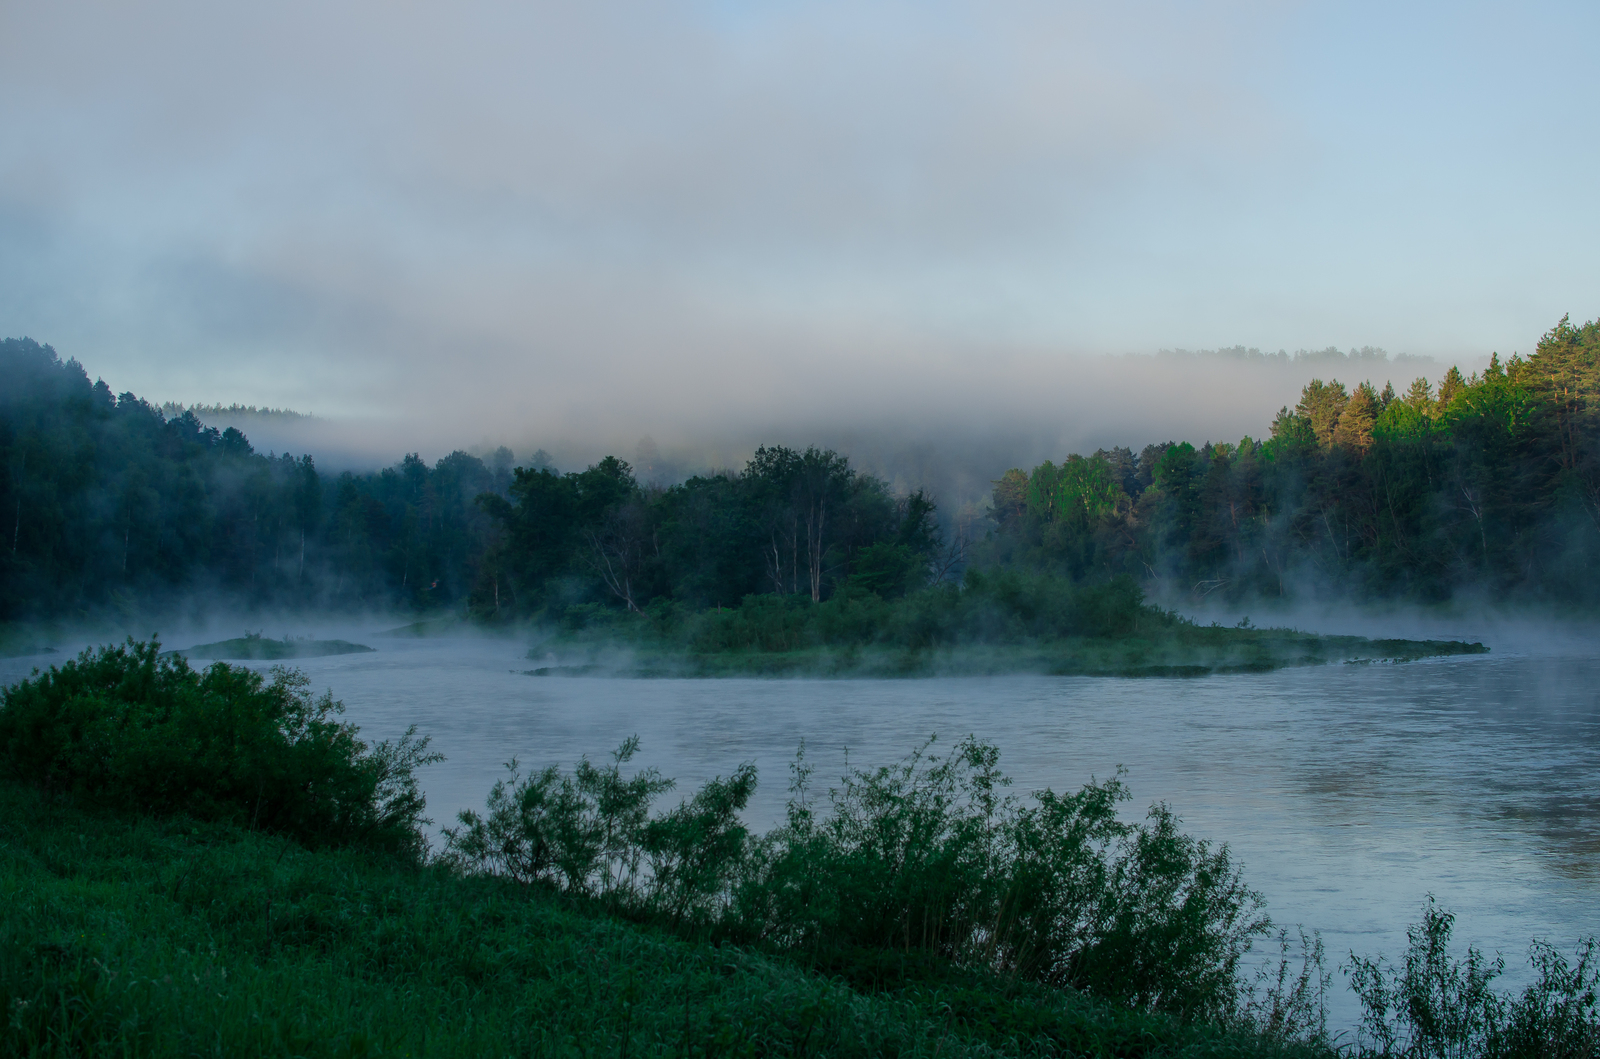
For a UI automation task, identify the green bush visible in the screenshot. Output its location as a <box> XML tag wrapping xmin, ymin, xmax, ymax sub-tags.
<box><xmin>648</xmin><ymin>570</ymin><xmax>1167</xmax><ymax>658</ymax></box>
<box><xmin>444</xmin><ymin>736</ymin><xmax>759</xmax><ymax>928</ymax></box>
<box><xmin>733</xmin><ymin>738</ymin><xmax>1266</xmax><ymax>1021</ymax></box>
<box><xmin>0</xmin><ymin>639</ymin><xmax>438</xmax><ymax>855</ymax></box>
<box><xmin>447</xmin><ymin>736</ymin><xmax>1269</xmax><ymax>1023</ymax></box>
<box><xmin>1349</xmin><ymin>897</ymin><xmax>1600</xmax><ymax>1057</ymax></box>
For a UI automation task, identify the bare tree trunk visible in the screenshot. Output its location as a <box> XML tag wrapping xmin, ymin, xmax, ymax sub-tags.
<box><xmin>806</xmin><ymin>499</ymin><xmax>827</xmax><ymax>602</ymax></box>
<box><xmin>1462</xmin><ymin>486</ymin><xmax>1488</xmax><ymax>565</ymax></box>
<box><xmin>588</xmin><ymin>532</ymin><xmax>641</xmax><ymax>612</ymax></box>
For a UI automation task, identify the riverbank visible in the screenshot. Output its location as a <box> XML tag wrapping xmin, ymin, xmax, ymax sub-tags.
<box><xmin>0</xmin><ymin>780</ymin><xmax>1325</xmax><ymax>1058</ymax></box>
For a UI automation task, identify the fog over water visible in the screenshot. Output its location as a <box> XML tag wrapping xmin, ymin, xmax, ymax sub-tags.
<box><xmin>6</xmin><ymin>616</ymin><xmax>1598</xmax><ymax>1028</ymax></box>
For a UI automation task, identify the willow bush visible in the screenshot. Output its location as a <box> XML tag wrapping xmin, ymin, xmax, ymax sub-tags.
<box><xmin>446</xmin><ymin>735</ymin><xmax>1267</xmax><ymax>1021</ymax></box>
<box><xmin>0</xmin><ymin>639</ymin><xmax>438</xmax><ymax>855</ymax></box>
<box><xmin>1349</xmin><ymin>897</ymin><xmax>1600</xmax><ymax>1058</ymax></box>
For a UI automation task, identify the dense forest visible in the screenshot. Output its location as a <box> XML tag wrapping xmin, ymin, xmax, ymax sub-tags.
<box><xmin>2</xmin><ymin>315</ymin><xmax>1597</xmax><ymax>624</ymax></box>
<box><xmin>992</xmin><ymin>316</ymin><xmax>1600</xmax><ymax>605</ymax></box>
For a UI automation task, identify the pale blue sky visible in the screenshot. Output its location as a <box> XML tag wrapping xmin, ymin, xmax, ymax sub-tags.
<box><xmin>1</xmin><ymin>0</ymin><xmax>1596</xmax><ymax>457</ymax></box>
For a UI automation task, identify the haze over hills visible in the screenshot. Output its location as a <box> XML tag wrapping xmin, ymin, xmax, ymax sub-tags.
<box><xmin>154</xmin><ymin>345</ymin><xmax>1461</xmax><ymax>514</ymax></box>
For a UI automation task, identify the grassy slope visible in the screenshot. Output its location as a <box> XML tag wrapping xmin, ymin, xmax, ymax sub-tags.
<box><xmin>0</xmin><ymin>782</ymin><xmax>1327</xmax><ymax>1059</ymax></box>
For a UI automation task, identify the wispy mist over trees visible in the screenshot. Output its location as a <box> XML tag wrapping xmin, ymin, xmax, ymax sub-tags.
<box><xmin>0</xmin><ymin>338</ymin><xmax>511</xmax><ymax>619</ymax></box>
<box><xmin>990</xmin><ymin>317</ymin><xmax>1600</xmax><ymax>604</ymax></box>
<box><xmin>2</xmin><ymin>317</ymin><xmax>1598</xmax><ymax>622</ymax></box>
<box><xmin>0</xmin><ymin>338</ymin><xmax>940</xmax><ymax>620</ymax></box>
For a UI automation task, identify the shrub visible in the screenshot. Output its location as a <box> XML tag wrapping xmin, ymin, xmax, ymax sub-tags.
<box><xmin>733</xmin><ymin>737</ymin><xmax>1266</xmax><ymax>1021</ymax></box>
<box><xmin>447</xmin><ymin>735</ymin><xmax>1269</xmax><ymax>1022</ymax></box>
<box><xmin>1348</xmin><ymin>896</ymin><xmax>1600</xmax><ymax>1057</ymax></box>
<box><xmin>0</xmin><ymin>639</ymin><xmax>438</xmax><ymax>855</ymax></box>
<box><xmin>442</xmin><ymin>736</ymin><xmax>676</xmax><ymax>902</ymax></box>
<box><xmin>444</xmin><ymin>735</ymin><xmax>760</xmax><ymax>928</ymax></box>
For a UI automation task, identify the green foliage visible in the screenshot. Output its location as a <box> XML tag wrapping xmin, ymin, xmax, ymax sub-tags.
<box><xmin>1348</xmin><ymin>897</ymin><xmax>1600</xmax><ymax>1058</ymax></box>
<box><xmin>581</xmin><ymin>570</ymin><xmax>1158</xmax><ymax>659</ymax></box>
<box><xmin>0</xmin><ymin>640</ymin><xmax>438</xmax><ymax>855</ymax></box>
<box><xmin>12</xmin><ymin>311</ymin><xmax>1600</xmax><ymax>620</ymax></box>
<box><xmin>442</xmin><ymin>735</ymin><xmax>678</xmax><ymax>904</ymax></box>
<box><xmin>981</xmin><ymin>317</ymin><xmax>1600</xmax><ymax>605</ymax></box>
<box><xmin>532</xmin><ymin>572</ymin><xmax>1482</xmax><ymax>676</ymax></box>
<box><xmin>0</xmin><ymin>779</ymin><xmax>1339</xmax><ymax>1058</ymax></box>
<box><xmin>0</xmin><ymin>337</ymin><xmax>513</xmax><ymax>618</ymax></box>
<box><xmin>448</xmin><ymin>737</ymin><xmax>1270</xmax><ymax>1023</ymax></box>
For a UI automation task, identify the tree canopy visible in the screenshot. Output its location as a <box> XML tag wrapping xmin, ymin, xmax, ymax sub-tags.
<box><xmin>4</xmin><ymin>315</ymin><xmax>1599</xmax><ymax>621</ymax></box>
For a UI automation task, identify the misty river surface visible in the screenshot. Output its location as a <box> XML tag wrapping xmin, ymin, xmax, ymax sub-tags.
<box><xmin>6</xmin><ymin>628</ymin><xmax>1599</xmax><ymax>1028</ymax></box>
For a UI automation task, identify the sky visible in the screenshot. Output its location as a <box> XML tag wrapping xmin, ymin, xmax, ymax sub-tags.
<box><xmin>2</xmin><ymin>0</ymin><xmax>1598</xmax><ymax>475</ymax></box>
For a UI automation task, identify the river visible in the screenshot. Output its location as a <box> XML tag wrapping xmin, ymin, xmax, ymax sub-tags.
<box><xmin>5</xmin><ymin>619</ymin><xmax>1598</xmax><ymax>1030</ymax></box>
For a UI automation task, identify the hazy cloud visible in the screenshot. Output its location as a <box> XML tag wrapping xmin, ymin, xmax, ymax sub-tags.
<box><xmin>1</xmin><ymin>0</ymin><xmax>1594</xmax><ymax>484</ymax></box>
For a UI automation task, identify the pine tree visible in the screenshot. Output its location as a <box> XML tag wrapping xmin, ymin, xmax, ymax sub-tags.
<box><xmin>1334</xmin><ymin>382</ymin><xmax>1378</xmax><ymax>452</ymax></box>
<box><xmin>1436</xmin><ymin>366</ymin><xmax>1466</xmax><ymax>415</ymax></box>
<box><xmin>1404</xmin><ymin>376</ymin><xmax>1434</xmax><ymax>409</ymax></box>
<box><xmin>1295</xmin><ymin>379</ymin><xmax>1349</xmax><ymax>448</ymax></box>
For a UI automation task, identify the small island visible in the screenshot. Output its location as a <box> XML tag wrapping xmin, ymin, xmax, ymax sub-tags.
<box><xmin>523</xmin><ymin>577</ymin><xmax>1487</xmax><ymax>678</ymax></box>
<box><xmin>165</xmin><ymin>633</ymin><xmax>376</xmax><ymax>660</ymax></box>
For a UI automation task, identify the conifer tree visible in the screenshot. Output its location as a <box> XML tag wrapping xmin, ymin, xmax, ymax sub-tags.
<box><xmin>1334</xmin><ymin>382</ymin><xmax>1378</xmax><ymax>452</ymax></box>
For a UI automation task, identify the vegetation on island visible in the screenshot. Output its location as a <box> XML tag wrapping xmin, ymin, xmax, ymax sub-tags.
<box><xmin>525</xmin><ymin>574</ymin><xmax>1485</xmax><ymax>677</ymax></box>
<box><xmin>162</xmin><ymin>633</ymin><xmax>376</xmax><ymax>660</ymax></box>
<box><xmin>3</xmin><ymin>645</ymin><xmax>1597</xmax><ymax>1056</ymax></box>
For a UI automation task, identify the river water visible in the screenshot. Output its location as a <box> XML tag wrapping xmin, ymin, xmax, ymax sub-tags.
<box><xmin>5</xmin><ymin>620</ymin><xmax>1598</xmax><ymax>1029</ymax></box>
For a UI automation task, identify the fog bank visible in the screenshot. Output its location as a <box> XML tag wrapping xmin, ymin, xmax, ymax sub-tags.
<box><xmin>194</xmin><ymin>346</ymin><xmax>1460</xmax><ymax>512</ymax></box>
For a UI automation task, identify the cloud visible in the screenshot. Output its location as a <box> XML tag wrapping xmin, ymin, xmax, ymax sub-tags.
<box><xmin>0</xmin><ymin>0</ymin><xmax>1592</xmax><ymax>483</ymax></box>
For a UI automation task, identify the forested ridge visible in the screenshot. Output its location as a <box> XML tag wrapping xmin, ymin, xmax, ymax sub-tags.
<box><xmin>996</xmin><ymin>315</ymin><xmax>1600</xmax><ymax>605</ymax></box>
<box><xmin>2</xmin><ymin>315</ymin><xmax>1598</xmax><ymax>624</ymax></box>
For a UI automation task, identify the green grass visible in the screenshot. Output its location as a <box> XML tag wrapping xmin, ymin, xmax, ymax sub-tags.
<box><xmin>0</xmin><ymin>781</ymin><xmax>1335</xmax><ymax>1058</ymax></box>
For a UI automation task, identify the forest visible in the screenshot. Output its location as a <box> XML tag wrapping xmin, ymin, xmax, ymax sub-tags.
<box><xmin>1</xmin><ymin>314</ymin><xmax>1597</xmax><ymax>625</ymax></box>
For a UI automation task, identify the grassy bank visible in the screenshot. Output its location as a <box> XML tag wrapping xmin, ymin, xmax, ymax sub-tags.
<box><xmin>6</xmin><ymin>645</ymin><xmax>1593</xmax><ymax>1058</ymax></box>
<box><xmin>0</xmin><ymin>781</ymin><xmax>1333</xmax><ymax>1058</ymax></box>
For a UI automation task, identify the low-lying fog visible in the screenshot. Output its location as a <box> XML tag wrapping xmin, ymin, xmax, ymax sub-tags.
<box><xmin>5</xmin><ymin>609</ymin><xmax>1599</xmax><ymax>1030</ymax></box>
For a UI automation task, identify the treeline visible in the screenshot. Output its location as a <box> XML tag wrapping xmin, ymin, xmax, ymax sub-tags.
<box><xmin>4</xmin><ymin>315</ymin><xmax>1599</xmax><ymax>622</ymax></box>
<box><xmin>0</xmin><ymin>338</ymin><xmax>940</xmax><ymax>621</ymax></box>
<box><xmin>989</xmin><ymin>316</ymin><xmax>1600</xmax><ymax>604</ymax></box>
<box><xmin>0</xmin><ymin>338</ymin><xmax>518</xmax><ymax>619</ymax></box>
